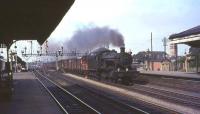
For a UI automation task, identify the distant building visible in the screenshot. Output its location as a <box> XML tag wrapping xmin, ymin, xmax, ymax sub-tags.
<box><xmin>145</xmin><ymin>59</ymin><xmax>171</xmax><ymax>71</ymax></box>
<box><xmin>132</xmin><ymin>51</ymin><xmax>147</xmax><ymax>63</ymax></box>
<box><xmin>133</xmin><ymin>51</ymin><xmax>171</xmax><ymax>71</ymax></box>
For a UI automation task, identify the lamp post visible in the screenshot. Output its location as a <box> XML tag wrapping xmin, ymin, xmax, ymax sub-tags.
<box><xmin>56</xmin><ymin>47</ymin><xmax>64</xmax><ymax>71</ymax></box>
<box><xmin>145</xmin><ymin>49</ymin><xmax>150</xmax><ymax>71</ymax></box>
<box><xmin>61</xmin><ymin>46</ymin><xmax>63</xmax><ymax>56</ymax></box>
<box><xmin>184</xmin><ymin>51</ymin><xmax>188</xmax><ymax>72</ymax></box>
<box><xmin>37</xmin><ymin>50</ymin><xmax>40</xmax><ymax>69</ymax></box>
<box><xmin>61</xmin><ymin>46</ymin><xmax>63</xmax><ymax>68</ymax></box>
<box><xmin>40</xmin><ymin>46</ymin><xmax>42</xmax><ymax>56</ymax></box>
<box><xmin>24</xmin><ymin>47</ymin><xmax>27</xmax><ymax>55</ymax></box>
<box><xmin>45</xmin><ymin>40</ymin><xmax>48</xmax><ymax>55</ymax></box>
<box><xmin>56</xmin><ymin>51</ymin><xmax>59</xmax><ymax>71</ymax></box>
<box><xmin>14</xmin><ymin>43</ymin><xmax>17</xmax><ymax>72</ymax></box>
<box><xmin>21</xmin><ymin>46</ymin><xmax>27</xmax><ymax>57</ymax></box>
<box><xmin>58</xmin><ymin>50</ymin><xmax>61</xmax><ymax>56</ymax></box>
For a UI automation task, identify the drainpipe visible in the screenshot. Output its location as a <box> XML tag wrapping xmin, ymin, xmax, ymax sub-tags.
<box><xmin>196</xmin><ymin>54</ymin><xmax>199</xmax><ymax>73</ymax></box>
<box><xmin>6</xmin><ymin>44</ymin><xmax>13</xmax><ymax>81</ymax></box>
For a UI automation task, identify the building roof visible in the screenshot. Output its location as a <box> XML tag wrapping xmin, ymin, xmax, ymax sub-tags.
<box><xmin>133</xmin><ymin>51</ymin><xmax>168</xmax><ymax>63</ymax></box>
<box><xmin>169</xmin><ymin>25</ymin><xmax>200</xmax><ymax>39</ymax></box>
<box><xmin>0</xmin><ymin>0</ymin><xmax>74</xmax><ymax>45</ymax></box>
<box><xmin>169</xmin><ymin>25</ymin><xmax>200</xmax><ymax>48</ymax></box>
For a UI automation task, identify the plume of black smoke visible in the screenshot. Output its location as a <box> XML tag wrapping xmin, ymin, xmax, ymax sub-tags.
<box><xmin>64</xmin><ymin>26</ymin><xmax>125</xmax><ymax>52</ymax></box>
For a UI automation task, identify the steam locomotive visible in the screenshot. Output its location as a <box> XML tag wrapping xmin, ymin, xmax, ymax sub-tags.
<box><xmin>45</xmin><ymin>47</ymin><xmax>139</xmax><ymax>85</ymax></box>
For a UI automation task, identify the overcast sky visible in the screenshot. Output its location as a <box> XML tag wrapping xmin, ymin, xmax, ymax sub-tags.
<box><xmin>48</xmin><ymin>0</ymin><xmax>200</xmax><ymax>54</ymax></box>
<box><xmin>5</xmin><ymin>0</ymin><xmax>200</xmax><ymax>60</ymax></box>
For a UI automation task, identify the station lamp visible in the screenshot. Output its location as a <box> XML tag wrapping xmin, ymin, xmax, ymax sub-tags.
<box><xmin>56</xmin><ymin>51</ymin><xmax>58</xmax><ymax>57</ymax></box>
<box><xmin>58</xmin><ymin>50</ymin><xmax>61</xmax><ymax>56</ymax></box>
<box><xmin>61</xmin><ymin>46</ymin><xmax>63</xmax><ymax>56</ymax></box>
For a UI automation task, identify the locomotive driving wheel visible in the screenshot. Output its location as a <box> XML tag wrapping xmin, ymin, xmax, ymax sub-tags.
<box><xmin>122</xmin><ymin>76</ymin><xmax>133</xmax><ymax>85</ymax></box>
<box><xmin>108</xmin><ymin>70</ymin><xmax>114</xmax><ymax>82</ymax></box>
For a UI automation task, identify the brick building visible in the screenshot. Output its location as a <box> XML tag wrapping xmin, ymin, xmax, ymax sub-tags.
<box><xmin>133</xmin><ymin>51</ymin><xmax>171</xmax><ymax>71</ymax></box>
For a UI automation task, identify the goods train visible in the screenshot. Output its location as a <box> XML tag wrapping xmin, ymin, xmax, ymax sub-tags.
<box><xmin>44</xmin><ymin>47</ymin><xmax>139</xmax><ymax>85</ymax></box>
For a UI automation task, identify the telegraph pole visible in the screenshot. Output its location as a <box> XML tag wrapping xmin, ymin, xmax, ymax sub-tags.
<box><xmin>151</xmin><ymin>32</ymin><xmax>153</xmax><ymax>52</ymax></box>
<box><xmin>30</xmin><ymin>40</ymin><xmax>33</xmax><ymax>55</ymax></box>
<box><xmin>45</xmin><ymin>40</ymin><xmax>48</xmax><ymax>63</ymax></box>
<box><xmin>162</xmin><ymin>37</ymin><xmax>167</xmax><ymax>58</ymax></box>
<box><xmin>45</xmin><ymin>40</ymin><xmax>48</xmax><ymax>55</ymax></box>
<box><xmin>150</xmin><ymin>32</ymin><xmax>153</xmax><ymax>70</ymax></box>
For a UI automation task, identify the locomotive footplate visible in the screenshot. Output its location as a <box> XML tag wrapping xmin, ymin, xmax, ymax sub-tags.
<box><xmin>112</xmin><ymin>70</ymin><xmax>139</xmax><ymax>85</ymax></box>
<box><xmin>114</xmin><ymin>70</ymin><xmax>139</xmax><ymax>78</ymax></box>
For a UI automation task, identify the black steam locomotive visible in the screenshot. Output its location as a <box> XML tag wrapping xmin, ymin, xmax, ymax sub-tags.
<box><xmin>44</xmin><ymin>47</ymin><xmax>139</xmax><ymax>85</ymax></box>
<box><xmin>82</xmin><ymin>47</ymin><xmax>139</xmax><ymax>84</ymax></box>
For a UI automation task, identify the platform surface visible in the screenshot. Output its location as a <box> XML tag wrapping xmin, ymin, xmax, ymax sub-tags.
<box><xmin>0</xmin><ymin>72</ymin><xmax>63</xmax><ymax>114</ymax></box>
<box><xmin>140</xmin><ymin>71</ymin><xmax>200</xmax><ymax>79</ymax></box>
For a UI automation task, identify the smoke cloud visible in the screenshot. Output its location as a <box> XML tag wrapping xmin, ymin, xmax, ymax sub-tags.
<box><xmin>46</xmin><ymin>26</ymin><xmax>125</xmax><ymax>53</ymax></box>
<box><xmin>64</xmin><ymin>26</ymin><xmax>125</xmax><ymax>52</ymax></box>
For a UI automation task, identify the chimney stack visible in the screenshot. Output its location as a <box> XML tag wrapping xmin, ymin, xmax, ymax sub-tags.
<box><xmin>120</xmin><ymin>47</ymin><xmax>125</xmax><ymax>53</ymax></box>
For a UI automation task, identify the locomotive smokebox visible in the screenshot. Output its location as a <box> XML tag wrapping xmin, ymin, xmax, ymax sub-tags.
<box><xmin>120</xmin><ymin>47</ymin><xmax>125</xmax><ymax>53</ymax></box>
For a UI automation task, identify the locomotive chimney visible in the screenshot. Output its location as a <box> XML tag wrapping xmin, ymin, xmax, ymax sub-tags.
<box><xmin>120</xmin><ymin>47</ymin><xmax>125</xmax><ymax>53</ymax></box>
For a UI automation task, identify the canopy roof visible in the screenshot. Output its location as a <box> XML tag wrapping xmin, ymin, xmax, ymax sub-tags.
<box><xmin>169</xmin><ymin>25</ymin><xmax>200</xmax><ymax>48</ymax></box>
<box><xmin>169</xmin><ymin>25</ymin><xmax>200</xmax><ymax>39</ymax></box>
<box><xmin>0</xmin><ymin>0</ymin><xmax>74</xmax><ymax>45</ymax></box>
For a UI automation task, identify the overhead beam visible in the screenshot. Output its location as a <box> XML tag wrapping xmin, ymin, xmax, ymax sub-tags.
<box><xmin>170</xmin><ymin>34</ymin><xmax>200</xmax><ymax>44</ymax></box>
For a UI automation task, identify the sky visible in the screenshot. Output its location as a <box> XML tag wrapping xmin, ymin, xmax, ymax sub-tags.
<box><xmin>3</xmin><ymin>0</ymin><xmax>200</xmax><ymax>61</ymax></box>
<box><xmin>48</xmin><ymin>0</ymin><xmax>200</xmax><ymax>54</ymax></box>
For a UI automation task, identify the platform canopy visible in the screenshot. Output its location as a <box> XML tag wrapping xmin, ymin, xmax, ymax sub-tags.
<box><xmin>0</xmin><ymin>0</ymin><xmax>74</xmax><ymax>45</ymax></box>
<box><xmin>169</xmin><ymin>25</ymin><xmax>200</xmax><ymax>48</ymax></box>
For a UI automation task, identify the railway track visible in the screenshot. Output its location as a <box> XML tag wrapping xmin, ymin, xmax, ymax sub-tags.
<box><xmin>94</xmin><ymin>76</ymin><xmax>200</xmax><ymax>110</ymax></box>
<box><xmin>140</xmin><ymin>73</ymin><xmax>200</xmax><ymax>81</ymax></box>
<box><xmin>82</xmin><ymin>72</ymin><xmax>200</xmax><ymax>109</ymax></box>
<box><xmin>34</xmin><ymin>71</ymin><xmax>100</xmax><ymax>114</ymax></box>
<box><xmin>45</xmin><ymin>70</ymin><xmax>182</xmax><ymax>114</ymax></box>
<box><xmin>140</xmin><ymin>75</ymin><xmax>200</xmax><ymax>92</ymax></box>
<box><xmin>84</xmin><ymin>73</ymin><xmax>200</xmax><ymax>109</ymax></box>
<box><xmin>131</xmin><ymin>85</ymin><xmax>200</xmax><ymax>109</ymax></box>
<box><xmin>35</xmin><ymin>70</ymin><xmax>148</xmax><ymax>114</ymax></box>
<box><xmin>42</xmin><ymin>69</ymin><xmax>200</xmax><ymax>113</ymax></box>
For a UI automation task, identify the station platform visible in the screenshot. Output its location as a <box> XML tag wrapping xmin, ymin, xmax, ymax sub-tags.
<box><xmin>0</xmin><ymin>72</ymin><xmax>63</xmax><ymax>114</ymax></box>
<box><xmin>140</xmin><ymin>71</ymin><xmax>200</xmax><ymax>81</ymax></box>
